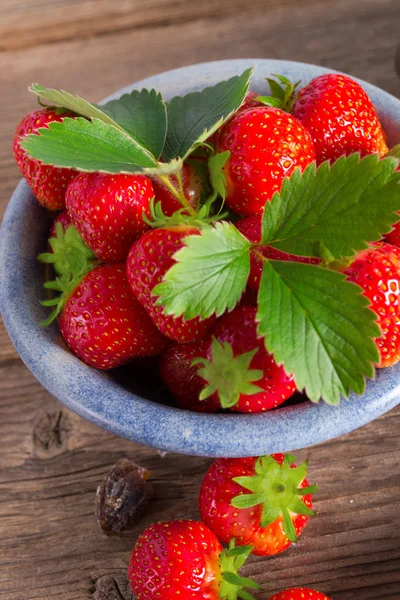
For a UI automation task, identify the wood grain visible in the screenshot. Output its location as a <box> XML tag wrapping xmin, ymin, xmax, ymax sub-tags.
<box><xmin>1</xmin><ymin>0</ymin><xmax>400</xmax><ymax>598</ymax></box>
<box><xmin>0</xmin><ymin>0</ymin><xmax>331</xmax><ymax>52</ymax></box>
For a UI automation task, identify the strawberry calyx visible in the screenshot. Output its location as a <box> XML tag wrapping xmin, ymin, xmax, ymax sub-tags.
<box><xmin>231</xmin><ymin>454</ymin><xmax>318</xmax><ymax>542</ymax></box>
<box><xmin>256</xmin><ymin>74</ymin><xmax>301</xmax><ymax>112</ymax></box>
<box><xmin>192</xmin><ymin>338</ymin><xmax>263</xmax><ymax>409</ymax></box>
<box><xmin>219</xmin><ymin>539</ymin><xmax>260</xmax><ymax>600</ymax></box>
<box><xmin>38</xmin><ymin>222</ymin><xmax>99</xmax><ymax>325</ymax></box>
<box><xmin>144</xmin><ymin>198</ymin><xmax>226</xmax><ymax>229</ymax></box>
<box><xmin>38</xmin><ymin>221</ymin><xmax>96</xmax><ymax>277</ymax></box>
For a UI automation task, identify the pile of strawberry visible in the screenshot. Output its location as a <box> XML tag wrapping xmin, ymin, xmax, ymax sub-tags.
<box><xmin>12</xmin><ymin>70</ymin><xmax>400</xmax><ymax>412</ymax></box>
<box><xmin>129</xmin><ymin>452</ymin><xmax>322</xmax><ymax>599</ymax></box>
<box><xmin>12</xmin><ymin>70</ymin><xmax>400</xmax><ymax>598</ymax></box>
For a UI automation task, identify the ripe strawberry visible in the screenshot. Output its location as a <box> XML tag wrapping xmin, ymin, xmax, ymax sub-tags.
<box><xmin>66</xmin><ymin>172</ymin><xmax>153</xmax><ymax>263</ymax></box>
<box><xmin>199</xmin><ymin>454</ymin><xmax>317</xmax><ymax>556</ymax></box>
<box><xmin>13</xmin><ymin>108</ymin><xmax>78</xmax><ymax>211</ymax></box>
<box><xmin>160</xmin><ymin>306</ymin><xmax>296</xmax><ymax>413</ymax></box>
<box><xmin>128</xmin><ymin>520</ymin><xmax>260</xmax><ymax>600</ymax></box>
<box><xmin>216</xmin><ymin>106</ymin><xmax>315</xmax><ymax>216</ymax></box>
<box><xmin>126</xmin><ymin>226</ymin><xmax>215</xmax><ymax>343</ymax></box>
<box><xmin>59</xmin><ymin>264</ymin><xmax>167</xmax><ymax>369</ymax></box>
<box><xmin>343</xmin><ymin>242</ymin><xmax>400</xmax><ymax>368</ymax></box>
<box><xmin>159</xmin><ymin>341</ymin><xmax>220</xmax><ymax>413</ymax></box>
<box><xmin>151</xmin><ymin>163</ymin><xmax>202</xmax><ymax>216</ymax></box>
<box><xmin>292</xmin><ymin>73</ymin><xmax>388</xmax><ymax>164</ymax></box>
<box><xmin>198</xmin><ymin>306</ymin><xmax>296</xmax><ymax>412</ymax></box>
<box><xmin>236</xmin><ymin>215</ymin><xmax>319</xmax><ymax>292</ymax></box>
<box><xmin>384</xmin><ymin>146</ymin><xmax>400</xmax><ymax>247</ymax></box>
<box><xmin>269</xmin><ymin>588</ymin><xmax>331</xmax><ymax>600</ymax></box>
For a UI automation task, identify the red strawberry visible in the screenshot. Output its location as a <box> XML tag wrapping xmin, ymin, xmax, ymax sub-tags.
<box><xmin>59</xmin><ymin>264</ymin><xmax>167</xmax><ymax>369</ymax></box>
<box><xmin>343</xmin><ymin>242</ymin><xmax>400</xmax><ymax>368</ymax></box>
<box><xmin>269</xmin><ymin>588</ymin><xmax>331</xmax><ymax>600</ymax></box>
<box><xmin>151</xmin><ymin>163</ymin><xmax>202</xmax><ymax>216</ymax></box>
<box><xmin>236</xmin><ymin>215</ymin><xmax>319</xmax><ymax>292</ymax></box>
<box><xmin>159</xmin><ymin>341</ymin><xmax>220</xmax><ymax>413</ymax></box>
<box><xmin>50</xmin><ymin>210</ymin><xmax>72</xmax><ymax>237</ymax></box>
<box><xmin>199</xmin><ymin>454</ymin><xmax>317</xmax><ymax>556</ymax></box>
<box><xmin>384</xmin><ymin>146</ymin><xmax>400</xmax><ymax>247</ymax></box>
<box><xmin>216</xmin><ymin>107</ymin><xmax>315</xmax><ymax>216</ymax></box>
<box><xmin>292</xmin><ymin>73</ymin><xmax>388</xmax><ymax>164</ymax></box>
<box><xmin>198</xmin><ymin>306</ymin><xmax>296</xmax><ymax>413</ymax></box>
<box><xmin>66</xmin><ymin>172</ymin><xmax>153</xmax><ymax>263</ymax></box>
<box><xmin>160</xmin><ymin>306</ymin><xmax>295</xmax><ymax>413</ymax></box>
<box><xmin>13</xmin><ymin>108</ymin><xmax>78</xmax><ymax>211</ymax></box>
<box><xmin>128</xmin><ymin>520</ymin><xmax>260</xmax><ymax>600</ymax></box>
<box><xmin>126</xmin><ymin>226</ymin><xmax>215</xmax><ymax>343</ymax></box>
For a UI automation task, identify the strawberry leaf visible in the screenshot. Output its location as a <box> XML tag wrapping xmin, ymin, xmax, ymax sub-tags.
<box><xmin>208</xmin><ymin>150</ymin><xmax>230</xmax><ymax>202</ymax></box>
<box><xmin>257</xmin><ymin>260</ymin><xmax>380</xmax><ymax>405</ymax></box>
<box><xmin>162</xmin><ymin>68</ymin><xmax>253</xmax><ymax>162</ymax></box>
<box><xmin>153</xmin><ymin>222</ymin><xmax>251</xmax><ymax>319</ymax></box>
<box><xmin>96</xmin><ymin>89</ymin><xmax>167</xmax><ymax>159</ymax></box>
<box><xmin>29</xmin><ymin>83</ymin><xmax>130</xmax><ymax>133</ymax></box>
<box><xmin>22</xmin><ymin>117</ymin><xmax>160</xmax><ymax>173</ymax></box>
<box><xmin>261</xmin><ymin>154</ymin><xmax>400</xmax><ymax>259</ymax></box>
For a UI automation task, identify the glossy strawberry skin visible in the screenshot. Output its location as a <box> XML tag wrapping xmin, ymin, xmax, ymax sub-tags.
<box><xmin>343</xmin><ymin>242</ymin><xmax>400</xmax><ymax>368</ymax></box>
<box><xmin>199</xmin><ymin>455</ymin><xmax>312</xmax><ymax>556</ymax></box>
<box><xmin>211</xmin><ymin>306</ymin><xmax>296</xmax><ymax>412</ymax></box>
<box><xmin>13</xmin><ymin>108</ymin><xmax>78</xmax><ymax>211</ymax></box>
<box><xmin>292</xmin><ymin>73</ymin><xmax>388</xmax><ymax>164</ymax></box>
<box><xmin>128</xmin><ymin>520</ymin><xmax>222</xmax><ymax>600</ymax></box>
<box><xmin>151</xmin><ymin>163</ymin><xmax>202</xmax><ymax>216</ymax></box>
<box><xmin>50</xmin><ymin>210</ymin><xmax>72</xmax><ymax>238</ymax></box>
<box><xmin>66</xmin><ymin>172</ymin><xmax>153</xmax><ymax>263</ymax></box>
<box><xmin>59</xmin><ymin>264</ymin><xmax>167</xmax><ymax>369</ymax></box>
<box><xmin>216</xmin><ymin>106</ymin><xmax>315</xmax><ymax>216</ymax></box>
<box><xmin>126</xmin><ymin>226</ymin><xmax>215</xmax><ymax>343</ymax></box>
<box><xmin>159</xmin><ymin>341</ymin><xmax>220</xmax><ymax>413</ymax></box>
<box><xmin>269</xmin><ymin>588</ymin><xmax>331</xmax><ymax>600</ymax></box>
<box><xmin>236</xmin><ymin>215</ymin><xmax>320</xmax><ymax>292</ymax></box>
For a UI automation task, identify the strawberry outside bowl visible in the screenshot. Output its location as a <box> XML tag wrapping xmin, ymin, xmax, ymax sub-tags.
<box><xmin>1</xmin><ymin>58</ymin><xmax>400</xmax><ymax>458</ymax></box>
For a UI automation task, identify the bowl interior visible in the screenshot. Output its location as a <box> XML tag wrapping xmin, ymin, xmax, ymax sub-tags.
<box><xmin>1</xmin><ymin>59</ymin><xmax>400</xmax><ymax>457</ymax></box>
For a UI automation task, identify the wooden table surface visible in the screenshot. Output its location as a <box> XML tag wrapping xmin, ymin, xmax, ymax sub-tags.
<box><xmin>1</xmin><ymin>1</ymin><xmax>400</xmax><ymax>598</ymax></box>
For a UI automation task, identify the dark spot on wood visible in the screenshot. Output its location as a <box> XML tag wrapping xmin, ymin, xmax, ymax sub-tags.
<box><xmin>93</xmin><ymin>574</ymin><xmax>135</xmax><ymax>600</ymax></box>
<box><xmin>32</xmin><ymin>410</ymin><xmax>72</xmax><ymax>458</ymax></box>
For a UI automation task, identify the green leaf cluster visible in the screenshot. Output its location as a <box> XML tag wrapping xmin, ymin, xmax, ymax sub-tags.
<box><xmin>23</xmin><ymin>70</ymin><xmax>252</xmax><ymax>175</ymax></box>
<box><xmin>154</xmin><ymin>155</ymin><xmax>400</xmax><ymax>405</ymax></box>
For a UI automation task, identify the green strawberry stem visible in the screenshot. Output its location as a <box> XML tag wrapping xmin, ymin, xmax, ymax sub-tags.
<box><xmin>231</xmin><ymin>454</ymin><xmax>318</xmax><ymax>543</ymax></box>
<box><xmin>219</xmin><ymin>540</ymin><xmax>260</xmax><ymax>600</ymax></box>
<box><xmin>156</xmin><ymin>173</ymin><xmax>197</xmax><ymax>216</ymax></box>
<box><xmin>38</xmin><ymin>223</ymin><xmax>99</xmax><ymax>325</ymax></box>
<box><xmin>192</xmin><ymin>338</ymin><xmax>264</xmax><ymax>409</ymax></box>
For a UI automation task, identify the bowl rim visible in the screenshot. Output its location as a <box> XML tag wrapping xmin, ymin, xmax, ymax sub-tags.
<box><xmin>2</xmin><ymin>58</ymin><xmax>400</xmax><ymax>457</ymax></box>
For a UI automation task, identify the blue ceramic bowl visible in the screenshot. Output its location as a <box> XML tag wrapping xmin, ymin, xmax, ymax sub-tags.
<box><xmin>1</xmin><ymin>59</ymin><xmax>400</xmax><ymax>457</ymax></box>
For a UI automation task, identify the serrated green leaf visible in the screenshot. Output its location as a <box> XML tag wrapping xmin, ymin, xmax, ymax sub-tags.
<box><xmin>208</xmin><ymin>150</ymin><xmax>230</xmax><ymax>201</ymax></box>
<box><xmin>162</xmin><ymin>68</ymin><xmax>253</xmax><ymax>162</ymax></box>
<box><xmin>22</xmin><ymin>117</ymin><xmax>157</xmax><ymax>173</ymax></box>
<box><xmin>29</xmin><ymin>83</ymin><xmax>129</xmax><ymax>133</ymax></box>
<box><xmin>153</xmin><ymin>221</ymin><xmax>251</xmax><ymax>319</ymax></box>
<box><xmin>97</xmin><ymin>89</ymin><xmax>167</xmax><ymax>159</ymax></box>
<box><xmin>261</xmin><ymin>154</ymin><xmax>400</xmax><ymax>259</ymax></box>
<box><xmin>257</xmin><ymin>260</ymin><xmax>380</xmax><ymax>404</ymax></box>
